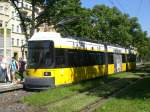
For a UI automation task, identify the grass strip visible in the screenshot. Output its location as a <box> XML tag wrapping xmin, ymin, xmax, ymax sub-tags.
<box><xmin>95</xmin><ymin>77</ymin><xmax>150</xmax><ymax>112</ymax></box>
<box><xmin>46</xmin><ymin>78</ymin><xmax>131</xmax><ymax>112</ymax></box>
<box><xmin>22</xmin><ymin>72</ymin><xmax>139</xmax><ymax>107</ymax></box>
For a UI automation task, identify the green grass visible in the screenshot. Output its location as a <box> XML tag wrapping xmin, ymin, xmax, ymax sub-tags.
<box><xmin>112</xmin><ymin>72</ymin><xmax>140</xmax><ymax>79</ymax></box>
<box><xmin>95</xmin><ymin>78</ymin><xmax>150</xmax><ymax>112</ymax></box>
<box><xmin>48</xmin><ymin>92</ymin><xmax>99</xmax><ymax>112</ymax></box>
<box><xmin>22</xmin><ymin>72</ymin><xmax>135</xmax><ymax>106</ymax></box>
<box><xmin>22</xmin><ymin>77</ymin><xmax>107</xmax><ymax>106</ymax></box>
<box><xmin>47</xmin><ymin>79</ymin><xmax>130</xmax><ymax>112</ymax></box>
<box><xmin>22</xmin><ymin>76</ymin><xmax>115</xmax><ymax>106</ymax></box>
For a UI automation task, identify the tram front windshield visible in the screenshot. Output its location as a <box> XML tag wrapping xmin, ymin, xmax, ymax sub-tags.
<box><xmin>28</xmin><ymin>41</ymin><xmax>54</xmax><ymax>68</ymax></box>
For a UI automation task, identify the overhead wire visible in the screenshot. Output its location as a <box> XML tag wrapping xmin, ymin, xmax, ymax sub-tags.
<box><xmin>107</xmin><ymin>0</ymin><xmax>125</xmax><ymax>13</ymax></box>
<box><xmin>115</xmin><ymin>0</ymin><xmax>126</xmax><ymax>13</ymax></box>
<box><xmin>148</xmin><ymin>0</ymin><xmax>150</xmax><ymax>8</ymax></box>
<box><xmin>136</xmin><ymin>0</ymin><xmax>143</xmax><ymax>16</ymax></box>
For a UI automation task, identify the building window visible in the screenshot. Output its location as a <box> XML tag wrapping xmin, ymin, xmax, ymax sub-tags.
<box><xmin>12</xmin><ymin>24</ymin><xmax>14</xmax><ymax>32</ymax></box>
<box><xmin>17</xmin><ymin>13</ymin><xmax>19</xmax><ymax>18</ymax></box>
<box><xmin>5</xmin><ymin>21</ymin><xmax>8</xmax><ymax>27</ymax></box>
<box><xmin>4</xmin><ymin>7</ymin><xmax>8</xmax><ymax>11</ymax></box>
<box><xmin>12</xmin><ymin>38</ymin><xmax>14</xmax><ymax>46</ymax></box>
<box><xmin>26</xmin><ymin>4</ymin><xmax>28</xmax><ymax>8</ymax></box>
<box><xmin>0</xmin><ymin>20</ymin><xmax>3</xmax><ymax>27</ymax></box>
<box><xmin>17</xmin><ymin>25</ymin><xmax>19</xmax><ymax>33</ymax></box>
<box><xmin>17</xmin><ymin>39</ymin><xmax>19</xmax><ymax>46</ymax></box>
<box><xmin>12</xmin><ymin>11</ymin><xmax>15</xmax><ymax>18</ymax></box>
<box><xmin>21</xmin><ymin>40</ymin><xmax>24</xmax><ymax>46</ymax></box>
<box><xmin>0</xmin><ymin>6</ymin><xmax>3</xmax><ymax>11</ymax></box>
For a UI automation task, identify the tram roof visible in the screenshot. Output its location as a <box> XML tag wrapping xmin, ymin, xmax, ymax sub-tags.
<box><xmin>29</xmin><ymin>32</ymin><xmax>136</xmax><ymax>54</ymax></box>
<box><xmin>29</xmin><ymin>32</ymin><xmax>61</xmax><ymax>41</ymax></box>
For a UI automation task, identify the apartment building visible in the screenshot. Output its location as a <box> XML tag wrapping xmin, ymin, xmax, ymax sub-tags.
<box><xmin>0</xmin><ymin>0</ymin><xmax>55</xmax><ymax>60</ymax></box>
<box><xmin>0</xmin><ymin>2</ymin><xmax>12</xmax><ymax>59</ymax></box>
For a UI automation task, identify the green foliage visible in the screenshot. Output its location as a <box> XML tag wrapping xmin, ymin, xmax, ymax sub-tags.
<box><xmin>97</xmin><ymin>77</ymin><xmax>150</xmax><ymax>112</ymax></box>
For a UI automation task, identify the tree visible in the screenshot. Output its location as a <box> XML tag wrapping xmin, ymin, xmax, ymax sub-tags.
<box><xmin>10</xmin><ymin>0</ymin><xmax>83</xmax><ymax>38</ymax></box>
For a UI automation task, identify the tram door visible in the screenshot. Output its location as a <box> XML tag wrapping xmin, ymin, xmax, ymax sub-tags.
<box><xmin>113</xmin><ymin>54</ymin><xmax>122</xmax><ymax>73</ymax></box>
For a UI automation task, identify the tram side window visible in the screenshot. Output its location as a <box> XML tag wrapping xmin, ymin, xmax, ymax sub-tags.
<box><xmin>122</xmin><ymin>54</ymin><xmax>126</xmax><ymax>63</ymax></box>
<box><xmin>133</xmin><ymin>55</ymin><xmax>136</xmax><ymax>62</ymax></box>
<box><xmin>128</xmin><ymin>54</ymin><xmax>136</xmax><ymax>62</ymax></box>
<box><xmin>84</xmin><ymin>52</ymin><xmax>89</xmax><ymax>65</ymax></box>
<box><xmin>55</xmin><ymin>49</ymin><xmax>66</xmax><ymax>67</ymax></box>
<box><xmin>88</xmin><ymin>53</ymin><xmax>94</xmax><ymax>65</ymax></box>
<box><xmin>100</xmin><ymin>52</ymin><xmax>105</xmax><ymax>65</ymax></box>
<box><xmin>95</xmin><ymin>53</ymin><xmax>100</xmax><ymax>65</ymax></box>
<box><xmin>127</xmin><ymin>54</ymin><xmax>130</xmax><ymax>62</ymax></box>
<box><xmin>67</xmin><ymin>50</ymin><xmax>106</xmax><ymax>67</ymax></box>
<box><xmin>127</xmin><ymin>54</ymin><xmax>135</xmax><ymax>62</ymax></box>
<box><xmin>108</xmin><ymin>53</ymin><xmax>114</xmax><ymax>64</ymax></box>
<box><xmin>68</xmin><ymin>51</ymin><xmax>76</xmax><ymax>67</ymax></box>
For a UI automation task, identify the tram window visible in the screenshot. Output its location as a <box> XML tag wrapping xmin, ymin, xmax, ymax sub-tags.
<box><xmin>88</xmin><ymin>52</ymin><xmax>94</xmax><ymax>65</ymax></box>
<box><xmin>127</xmin><ymin>54</ymin><xmax>135</xmax><ymax>62</ymax></box>
<box><xmin>108</xmin><ymin>53</ymin><xmax>114</xmax><ymax>64</ymax></box>
<box><xmin>28</xmin><ymin>41</ymin><xmax>54</xmax><ymax>68</ymax></box>
<box><xmin>79</xmin><ymin>52</ymin><xmax>84</xmax><ymax>66</ymax></box>
<box><xmin>55</xmin><ymin>49</ymin><xmax>66</xmax><ymax>67</ymax></box>
<box><xmin>67</xmin><ymin>51</ymin><xmax>76</xmax><ymax>67</ymax></box>
<box><xmin>128</xmin><ymin>54</ymin><xmax>136</xmax><ymax>62</ymax></box>
<box><xmin>67</xmin><ymin>50</ymin><xmax>106</xmax><ymax>67</ymax></box>
<box><xmin>100</xmin><ymin>52</ymin><xmax>105</xmax><ymax>64</ymax></box>
<box><xmin>99</xmin><ymin>52</ymin><xmax>105</xmax><ymax>65</ymax></box>
<box><xmin>127</xmin><ymin>54</ymin><xmax>130</xmax><ymax>62</ymax></box>
<box><xmin>122</xmin><ymin>54</ymin><xmax>126</xmax><ymax>63</ymax></box>
<box><xmin>133</xmin><ymin>55</ymin><xmax>136</xmax><ymax>62</ymax></box>
<box><xmin>95</xmin><ymin>53</ymin><xmax>100</xmax><ymax>64</ymax></box>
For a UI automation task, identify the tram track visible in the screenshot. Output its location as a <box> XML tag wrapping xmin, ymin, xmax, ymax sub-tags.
<box><xmin>0</xmin><ymin>89</ymin><xmax>33</xmax><ymax>112</ymax></box>
<box><xmin>0</xmin><ymin>89</ymin><xmax>30</xmax><ymax>105</ymax></box>
<box><xmin>78</xmin><ymin>76</ymin><xmax>144</xmax><ymax>112</ymax></box>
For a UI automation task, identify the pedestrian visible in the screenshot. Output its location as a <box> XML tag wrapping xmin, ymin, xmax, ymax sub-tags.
<box><xmin>6</xmin><ymin>57</ymin><xmax>12</xmax><ymax>82</ymax></box>
<box><xmin>18</xmin><ymin>57</ymin><xmax>26</xmax><ymax>81</ymax></box>
<box><xmin>10</xmin><ymin>57</ymin><xmax>18</xmax><ymax>83</ymax></box>
<box><xmin>0</xmin><ymin>57</ymin><xmax>9</xmax><ymax>83</ymax></box>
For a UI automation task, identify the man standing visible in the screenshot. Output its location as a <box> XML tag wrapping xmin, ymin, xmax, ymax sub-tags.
<box><xmin>18</xmin><ymin>58</ymin><xmax>26</xmax><ymax>81</ymax></box>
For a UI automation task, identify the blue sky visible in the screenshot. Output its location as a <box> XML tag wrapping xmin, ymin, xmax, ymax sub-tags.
<box><xmin>81</xmin><ymin>0</ymin><xmax>150</xmax><ymax>36</ymax></box>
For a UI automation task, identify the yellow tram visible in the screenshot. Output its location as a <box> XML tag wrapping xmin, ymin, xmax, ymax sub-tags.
<box><xmin>24</xmin><ymin>32</ymin><xmax>136</xmax><ymax>89</ymax></box>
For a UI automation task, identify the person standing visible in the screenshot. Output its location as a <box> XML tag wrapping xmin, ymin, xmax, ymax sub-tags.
<box><xmin>10</xmin><ymin>57</ymin><xmax>18</xmax><ymax>83</ymax></box>
<box><xmin>18</xmin><ymin>57</ymin><xmax>26</xmax><ymax>81</ymax></box>
<box><xmin>0</xmin><ymin>57</ymin><xmax>9</xmax><ymax>83</ymax></box>
<box><xmin>6</xmin><ymin>57</ymin><xmax>12</xmax><ymax>82</ymax></box>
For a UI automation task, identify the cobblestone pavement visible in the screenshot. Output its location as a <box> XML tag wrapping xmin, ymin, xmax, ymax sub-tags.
<box><xmin>0</xmin><ymin>90</ymin><xmax>34</xmax><ymax>112</ymax></box>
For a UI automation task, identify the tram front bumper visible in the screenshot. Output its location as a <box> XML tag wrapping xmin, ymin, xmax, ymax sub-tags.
<box><xmin>24</xmin><ymin>77</ymin><xmax>55</xmax><ymax>89</ymax></box>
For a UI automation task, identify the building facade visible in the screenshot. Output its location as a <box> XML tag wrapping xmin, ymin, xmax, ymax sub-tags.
<box><xmin>0</xmin><ymin>0</ymin><xmax>55</xmax><ymax>61</ymax></box>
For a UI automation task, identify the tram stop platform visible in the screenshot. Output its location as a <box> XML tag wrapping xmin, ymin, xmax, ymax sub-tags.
<box><xmin>0</xmin><ymin>83</ymin><xmax>23</xmax><ymax>93</ymax></box>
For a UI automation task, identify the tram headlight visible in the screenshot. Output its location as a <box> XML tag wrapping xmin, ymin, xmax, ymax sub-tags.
<box><xmin>44</xmin><ymin>72</ymin><xmax>51</xmax><ymax>76</ymax></box>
